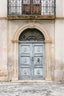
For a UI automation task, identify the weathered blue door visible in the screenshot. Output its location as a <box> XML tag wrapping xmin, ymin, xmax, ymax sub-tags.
<box><xmin>18</xmin><ymin>41</ymin><xmax>45</xmax><ymax>80</ymax></box>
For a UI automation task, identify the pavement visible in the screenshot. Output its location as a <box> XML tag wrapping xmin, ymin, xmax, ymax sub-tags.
<box><xmin>0</xmin><ymin>81</ymin><xmax>64</xmax><ymax>96</ymax></box>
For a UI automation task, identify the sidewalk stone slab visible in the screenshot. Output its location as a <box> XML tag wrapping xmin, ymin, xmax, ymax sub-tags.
<box><xmin>0</xmin><ymin>82</ymin><xmax>64</xmax><ymax>96</ymax></box>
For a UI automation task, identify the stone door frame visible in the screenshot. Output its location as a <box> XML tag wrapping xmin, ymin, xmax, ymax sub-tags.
<box><xmin>11</xmin><ymin>23</ymin><xmax>53</xmax><ymax>81</ymax></box>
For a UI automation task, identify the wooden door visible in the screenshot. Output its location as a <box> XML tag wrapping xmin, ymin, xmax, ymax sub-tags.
<box><xmin>19</xmin><ymin>41</ymin><xmax>45</xmax><ymax>80</ymax></box>
<box><xmin>32</xmin><ymin>43</ymin><xmax>45</xmax><ymax>79</ymax></box>
<box><xmin>19</xmin><ymin>42</ymin><xmax>32</xmax><ymax>80</ymax></box>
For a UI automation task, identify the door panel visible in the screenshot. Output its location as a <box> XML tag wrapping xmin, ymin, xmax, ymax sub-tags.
<box><xmin>34</xmin><ymin>68</ymin><xmax>43</xmax><ymax>76</ymax></box>
<box><xmin>34</xmin><ymin>45</ymin><xmax>44</xmax><ymax>53</ymax></box>
<box><xmin>20</xmin><ymin>45</ymin><xmax>30</xmax><ymax>53</ymax></box>
<box><xmin>20</xmin><ymin>57</ymin><xmax>30</xmax><ymax>65</ymax></box>
<box><xmin>19</xmin><ymin>43</ymin><xmax>32</xmax><ymax>80</ymax></box>
<box><xmin>20</xmin><ymin>68</ymin><xmax>30</xmax><ymax>76</ymax></box>
<box><xmin>34</xmin><ymin>57</ymin><xmax>43</xmax><ymax>65</ymax></box>
<box><xmin>20</xmin><ymin>68</ymin><xmax>31</xmax><ymax>80</ymax></box>
<box><xmin>33</xmin><ymin>43</ymin><xmax>45</xmax><ymax>79</ymax></box>
<box><xmin>19</xmin><ymin>42</ymin><xmax>45</xmax><ymax>80</ymax></box>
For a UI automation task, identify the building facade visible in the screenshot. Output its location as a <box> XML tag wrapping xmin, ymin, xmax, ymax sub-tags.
<box><xmin>0</xmin><ymin>0</ymin><xmax>64</xmax><ymax>81</ymax></box>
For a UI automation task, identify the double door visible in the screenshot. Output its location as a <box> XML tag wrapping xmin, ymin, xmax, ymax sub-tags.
<box><xmin>19</xmin><ymin>41</ymin><xmax>45</xmax><ymax>80</ymax></box>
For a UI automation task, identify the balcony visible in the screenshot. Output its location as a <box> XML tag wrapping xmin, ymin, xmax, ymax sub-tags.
<box><xmin>7</xmin><ymin>0</ymin><xmax>56</xmax><ymax>20</ymax></box>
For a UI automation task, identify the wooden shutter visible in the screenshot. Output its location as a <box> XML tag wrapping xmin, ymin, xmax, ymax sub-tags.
<box><xmin>22</xmin><ymin>0</ymin><xmax>41</xmax><ymax>15</ymax></box>
<box><xmin>22</xmin><ymin>0</ymin><xmax>31</xmax><ymax>15</ymax></box>
<box><xmin>32</xmin><ymin>0</ymin><xmax>41</xmax><ymax>15</ymax></box>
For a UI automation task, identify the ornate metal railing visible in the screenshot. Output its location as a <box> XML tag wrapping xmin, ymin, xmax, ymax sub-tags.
<box><xmin>7</xmin><ymin>0</ymin><xmax>56</xmax><ymax>16</ymax></box>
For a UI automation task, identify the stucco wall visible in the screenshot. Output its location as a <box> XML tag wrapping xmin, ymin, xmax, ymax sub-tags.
<box><xmin>56</xmin><ymin>0</ymin><xmax>64</xmax><ymax>17</ymax></box>
<box><xmin>0</xmin><ymin>0</ymin><xmax>7</xmax><ymax>17</ymax></box>
<box><xmin>0</xmin><ymin>20</ymin><xmax>8</xmax><ymax>81</ymax></box>
<box><xmin>55</xmin><ymin>19</ymin><xmax>64</xmax><ymax>81</ymax></box>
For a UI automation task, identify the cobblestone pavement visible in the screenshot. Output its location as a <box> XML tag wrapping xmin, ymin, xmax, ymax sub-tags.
<box><xmin>0</xmin><ymin>81</ymin><xmax>64</xmax><ymax>96</ymax></box>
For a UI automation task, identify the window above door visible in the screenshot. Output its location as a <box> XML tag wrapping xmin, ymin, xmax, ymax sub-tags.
<box><xmin>7</xmin><ymin>0</ymin><xmax>56</xmax><ymax>20</ymax></box>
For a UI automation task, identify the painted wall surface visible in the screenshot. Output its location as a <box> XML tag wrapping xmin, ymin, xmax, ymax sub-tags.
<box><xmin>0</xmin><ymin>20</ymin><xmax>8</xmax><ymax>81</ymax></box>
<box><xmin>55</xmin><ymin>20</ymin><xmax>64</xmax><ymax>81</ymax></box>
<box><xmin>0</xmin><ymin>0</ymin><xmax>7</xmax><ymax>17</ymax></box>
<box><xmin>56</xmin><ymin>0</ymin><xmax>64</xmax><ymax>17</ymax></box>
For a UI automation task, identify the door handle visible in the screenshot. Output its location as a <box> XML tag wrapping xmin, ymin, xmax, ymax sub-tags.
<box><xmin>32</xmin><ymin>57</ymin><xmax>34</xmax><ymax>61</ymax></box>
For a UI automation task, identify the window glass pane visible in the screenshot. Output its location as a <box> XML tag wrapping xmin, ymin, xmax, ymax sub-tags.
<box><xmin>22</xmin><ymin>0</ymin><xmax>30</xmax><ymax>15</ymax></box>
<box><xmin>23</xmin><ymin>0</ymin><xmax>30</xmax><ymax>4</ymax></box>
<box><xmin>8</xmin><ymin>0</ymin><xmax>22</xmax><ymax>15</ymax></box>
<box><xmin>33</xmin><ymin>0</ymin><xmax>41</xmax><ymax>4</ymax></box>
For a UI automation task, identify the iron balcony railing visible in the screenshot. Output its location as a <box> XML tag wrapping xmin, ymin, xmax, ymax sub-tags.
<box><xmin>7</xmin><ymin>0</ymin><xmax>56</xmax><ymax>17</ymax></box>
